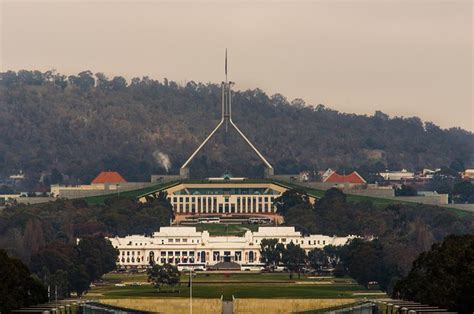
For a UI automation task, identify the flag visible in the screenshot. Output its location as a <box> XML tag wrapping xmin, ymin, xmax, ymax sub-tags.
<box><xmin>225</xmin><ymin>49</ymin><xmax>227</xmax><ymax>77</ymax></box>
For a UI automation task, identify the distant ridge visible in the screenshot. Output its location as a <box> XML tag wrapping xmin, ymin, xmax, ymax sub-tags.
<box><xmin>0</xmin><ymin>70</ymin><xmax>473</xmax><ymax>182</ymax></box>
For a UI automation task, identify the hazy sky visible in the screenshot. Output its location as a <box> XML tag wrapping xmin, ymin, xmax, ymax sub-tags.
<box><xmin>1</xmin><ymin>0</ymin><xmax>473</xmax><ymax>131</ymax></box>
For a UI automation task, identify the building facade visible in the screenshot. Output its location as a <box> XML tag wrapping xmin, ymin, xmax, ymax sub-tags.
<box><xmin>108</xmin><ymin>226</ymin><xmax>357</xmax><ymax>269</ymax></box>
<box><xmin>138</xmin><ymin>180</ymin><xmax>316</xmax><ymax>218</ymax></box>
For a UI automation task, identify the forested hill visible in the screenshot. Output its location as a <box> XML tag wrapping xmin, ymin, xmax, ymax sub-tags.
<box><xmin>0</xmin><ymin>70</ymin><xmax>473</xmax><ymax>183</ymax></box>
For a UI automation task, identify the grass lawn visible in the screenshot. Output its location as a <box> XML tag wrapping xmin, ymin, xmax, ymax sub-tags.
<box><xmin>103</xmin><ymin>272</ymin><xmax>355</xmax><ymax>284</ymax></box>
<box><xmin>90</xmin><ymin>283</ymin><xmax>368</xmax><ymax>301</ymax></box>
<box><xmin>84</xmin><ymin>181</ymin><xmax>179</xmax><ymax>205</ymax></box>
<box><xmin>92</xmin><ymin>272</ymin><xmax>381</xmax><ymax>301</ymax></box>
<box><xmin>193</xmin><ymin>223</ymin><xmax>259</xmax><ymax>236</ymax></box>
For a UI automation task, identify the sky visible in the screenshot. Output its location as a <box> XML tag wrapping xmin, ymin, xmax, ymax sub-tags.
<box><xmin>1</xmin><ymin>0</ymin><xmax>473</xmax><ymax>131</ymax></box>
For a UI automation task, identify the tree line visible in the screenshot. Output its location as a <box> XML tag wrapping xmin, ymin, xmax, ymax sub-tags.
<box><xmin>0</xmin><ymin>193</ymin><xmax>173</xmax><ymax>311</ymax></box>
<box><xmin>274</xmin><ymin>188</ymin><xmax>474</xmax><ymax>295</ymax></box>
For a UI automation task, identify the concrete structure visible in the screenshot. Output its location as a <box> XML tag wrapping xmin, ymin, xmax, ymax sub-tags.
<box><xmin>50</xmin><ymin>182</ymin><xmax>154</xmax><ymax>199</ymax></box>
<box><xmin>108</xmin><ymin>226</ymin><xmax>357</xmax><ymax>269</ymax></box>
<box><xmin>180</xmin><ymin>51</ymin><xmax>274</xmax><ymax>178</ymax></box>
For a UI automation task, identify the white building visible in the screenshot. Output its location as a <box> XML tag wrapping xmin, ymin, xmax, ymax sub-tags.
<box><xmin>108</xmin><ymin>226</ymin><xmax>357</xmax><ymax>269</ymax></box>
<box><xmin>378</xmin><ymin>169</ymin><xmax>414</xmax><ymax>181</ymax></box>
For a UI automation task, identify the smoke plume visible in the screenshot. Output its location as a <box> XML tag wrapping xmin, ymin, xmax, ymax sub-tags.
<box><xmin>153</xmin><ymin>151</ymin><xmax>172</xmax><ymax>173</ymax></box>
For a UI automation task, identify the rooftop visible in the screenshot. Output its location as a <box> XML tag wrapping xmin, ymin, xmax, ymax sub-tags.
<box><xmin>91</xmin><ymin>171</ymin><xmax>127</xmax><ymax>184</ymax></box>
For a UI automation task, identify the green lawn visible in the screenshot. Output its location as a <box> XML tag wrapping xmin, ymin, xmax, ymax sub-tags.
<box><xmin>103</xmin><ymin>272</ymin><xmax>353</xmax><ymax>283</ymax></box>
<box><xmin>91</xmin><ymin>283</ymin><xmax>368</xmax><ymax>301</ymax></box>
<box><xmin>92</xmin><ymin>272</ymin><xmax>380</xmax><ymax>301</ymax></box>
<box><xmin>193</xmin><ymin>223</ymin><xmax>259</xmax><ymax>236</ymax></box>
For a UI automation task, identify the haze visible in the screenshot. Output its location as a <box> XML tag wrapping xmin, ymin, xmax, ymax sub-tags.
<box><xmin>1</xmin><ymin>0</ymin><xmax>472</xmax><ymax>131</ymax></box>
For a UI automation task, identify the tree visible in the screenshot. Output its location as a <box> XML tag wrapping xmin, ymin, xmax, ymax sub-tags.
<box><xmin>274</xmin><ymin>190</ymin><xmax>310</xmax><ymax>217</ymax></box>
<box><xmin>340</xmin><ymin>239</ymin><xmax>400</xmax><ymax>292</ymax></box>
<box><xmin>394</xmin><ymin>234</ymin><xmax>474</xmax><ymax>313</ymax></box>
<box><xmin>281</xmin><ymin>242</ymin><xmax>307</xmax><ymax>279</ymax></box>
<box><xmin>0</xmin><ymin>184</ymin><xmax>14</xmax><ymax>194</ymax></box>
<box><xmin>50</xmin><ymin>168</ymin><xmax>63</xmax><ymax>184</ymax></box>
<box><xmin>452</xmin><ymin>181</ymin><xmax>474</xmax><ymax>203</ymax></box>
<box><xmin>147</xmin><ymin>264</ymin><xmax>181</xmax><ymax>292</ymax></box>
<box><xmin>449</xmin><ymin>159</ymin><xmax>465</xmax><ymax>173</ymax></box>
<box><xmin>68</xmin><ymin>70</ymin><xmax>95</xmax><ymax>91</ymax></box>
<box><xmin>395</xmin><ymin>184</ymin><xmax>417</xmax><ymax>196</ymax></box>
<box><xmin>0</xmin><ymin>249</ymin><xmax>48</xmax><ymax>313</ymax></box>
<box><xmin>69</xmin><ymin>265</ymin><xmax>90</xmax><ymax>297</ymax></box>
<box><xmin>77</xmin><ymin>236</ymin><xmax>118</xmax><ymax>282</ymax></box>
<box><xmin>260</xmin><ymin>238</ymin><xmax>284</xmax><ymax>270</ymax></box>
<box><xmin>307</xmin><ymin>248</ymin><xmax>327</xmax><ymax>272</ymax></box>
<box><xmin>30</xmin><ymin>237</ymin><xmax>118</xmax><ymax>297</ymax></box>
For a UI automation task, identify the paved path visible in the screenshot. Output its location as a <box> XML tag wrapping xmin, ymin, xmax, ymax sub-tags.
<box><xmin>222</xmin><ymin>300</ymin><xmax>233</xmax><ymax>314</ymax></box>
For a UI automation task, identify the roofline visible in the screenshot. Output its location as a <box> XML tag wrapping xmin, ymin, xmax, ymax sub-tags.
<box><xmin>134</xmin><ymin>178</ymin><xmax>321</xmax><ymax>200</ymax></box>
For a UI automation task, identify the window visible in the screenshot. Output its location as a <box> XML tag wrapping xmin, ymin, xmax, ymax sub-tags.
<box><xmin>235</xmin><ymin>251</ymin><xmax>242</xmax><ymax>262</ymax></box>
<box><xmin>175</xmin><ymin>251</ymin><xmax>180</xmax><ymax>256</ymax></box>
<box><xmin>175</xmin><ymin>238</ymin><xmax>181</xmax><ymax>243</ymax></box>
<box><xmin>182</xmin><ymin>251</ymin><xmax>187</xmax><ymax>256</ymax></box>
<box><xmin>281</xmin><ymin>238</ymin><xmax>286</xmax><ymax>243</ymax></box>
<box><xmin>183</xmin><ymin>239</ymin><xmax>188</xmax><ymax>243</ymax></box>
<box><xmin>168</xmin><ymin>239</ymin><xmax>174</xmax><ymax>243</ymax></box>
<box><xmin>323</xmin><ymin>240</ymin><xmax>326</xmax><ymax>245</ymax></box>
<box><xmin>161</xmin><ymin>251</ymin><xmax>166</xmax><ymax>256</ymax></box>
<box><xmin>213</xmin><ymin>252</ymin><xmax>220</xmax><ymax>261</ymax></box>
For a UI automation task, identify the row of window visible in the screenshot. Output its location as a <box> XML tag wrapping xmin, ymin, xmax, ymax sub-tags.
<box><xmin>119</xmin><ymin>250</ymin><xmax>259</xmax><ymax>264</ymax></box>
<box><xmin>254</xmin><ymin>238</ymin><xmax>327</xmax><ymax>245</ymax></box>
<box><xmin>171</xmin><ymin>196</ymin><xmax>275</xmax><ymax>203</ymax></box>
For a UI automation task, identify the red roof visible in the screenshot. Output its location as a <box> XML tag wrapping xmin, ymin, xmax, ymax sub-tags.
<box><xmin>91</xmin><ymin>171</ymin><xmax>126</xmax><ymax>184</ymax></box>
<box><xmin>323</xmin><ymin>171</ymin><xmax>366</xmax><ymax>184</ymax></box>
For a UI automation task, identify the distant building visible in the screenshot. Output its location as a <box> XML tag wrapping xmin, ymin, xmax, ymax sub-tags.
<box><xmin>378</xmin><ymin>169</ymin><xmax>414</xmax><ymax>182</ymax></box>
<box><xmin>461</xmin><ymin>169</ymin><xmax>474</xmax><ymax>180</ymax></box>
<box><xmin>9</xmin><ymin>171</ymin><xmax>25</xmax><ymax>181</ymax></box>
<box><xmin>322</xmin><ymin>170</ymin><xmax>366</xmax><ymax>184</ymax></box>
<box><xmin>91</xmin><ymin>171</ymin><xmax>127</xmax><ymax>184</ymax></box>
<box><xmin>138</xmin><ymin>177</ymin><xmax>318</xmax><ymax>221</ymax></box>
<box><xmin>50</xmin><ymin>171</ymin><xmax>151</xmax><ymax>199</ymax></box>
<box><xmin>108</xmin><ymin>226</ymin><xmax>357</xmax><ymax>269</ymax></box>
